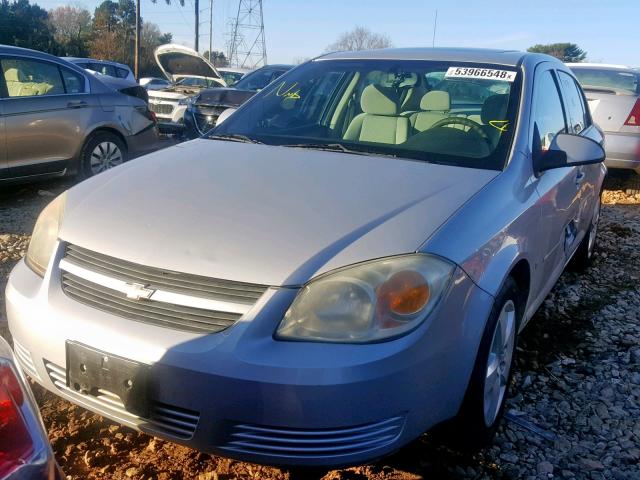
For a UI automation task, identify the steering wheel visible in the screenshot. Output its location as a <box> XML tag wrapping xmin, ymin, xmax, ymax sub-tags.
<box><xmin>429</xmin><ymin>116</ymin><xmax>491</xmax><ymax>144</ymax></box>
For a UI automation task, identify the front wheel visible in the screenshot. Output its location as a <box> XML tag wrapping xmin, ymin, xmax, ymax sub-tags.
<box><xmin>437</xmin><ymin>277</ymin><xmax>521</xmax><ymax>451</ymax></box>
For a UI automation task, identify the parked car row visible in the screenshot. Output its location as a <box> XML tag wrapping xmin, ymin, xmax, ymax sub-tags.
<box><xmin>5</xmin><ymin>47</ymin><xmax>607</xmax><ymax>471</ymax></box>
<box><xmin>145</xmin><ymin>44</ymin><xmax>292</xmax><ymax>137</ymax></box>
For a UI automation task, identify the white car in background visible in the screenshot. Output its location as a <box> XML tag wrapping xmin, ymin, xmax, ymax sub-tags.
<box><xmin>63</xmin><ymin>57</ymin><xmax>135</xmax><ymax>83</ymax></box>
<box><xmin>147</xmin><ymin>44</ymin><xmax>226</xmax><ymax>135</ymax></box>
<box><xmin>139</xmin><ymin>77</ymin><xmax>171</xmax><ymax>90</ymax></box>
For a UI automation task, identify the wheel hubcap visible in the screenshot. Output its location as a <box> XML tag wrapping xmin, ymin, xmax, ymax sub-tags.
<box><xmin>483</xmin><ymin>299</ymin><xmax>516</xmax><ymax>427</ymax></box>
<box><xmin>90</xmin><ymin>142</ymin><xmax>123</xmax><ymax>175</ymax></box>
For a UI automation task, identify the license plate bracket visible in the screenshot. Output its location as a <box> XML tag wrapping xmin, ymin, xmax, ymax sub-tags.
<box><xmin>66</xmin><ymin>341</ymin><xmax>149</xmax><ymax>417</ymax></box>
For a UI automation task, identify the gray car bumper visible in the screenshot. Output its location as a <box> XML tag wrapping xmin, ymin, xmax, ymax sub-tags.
<box><xmin>6</xmin><ymin>257</ymin><xmax>494</xmax><ymax>467</ymax></box>
<box><xmin>604</xmin><ymin>131</ymin><xmax>640</xmax><ymax>173</ymax></box>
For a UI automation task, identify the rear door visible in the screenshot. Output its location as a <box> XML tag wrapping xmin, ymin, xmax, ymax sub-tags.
<box><xmin>1</xmin><ymin>55</ymin><xmax>96</xmax><ymax>177</ymax></box>
<box><xmin>532</xmin><ymin>66</ymin><xmax>580</xmax><ymax>287</ymax></box>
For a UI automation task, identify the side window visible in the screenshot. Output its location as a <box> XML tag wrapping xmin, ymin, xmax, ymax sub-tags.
<box><xmin>532</xmin><ymin>70</ymin><xmax>566</xmax><ymax>150</ymax></box>
<box><xmin>1</xmin><ymin>58</ymin><xmax>65</xmax><ymax>98</ymax></box>
<box><xmin>557</xmin><ymin>71</ymin><xmax>588</xmax><ymax>134</ymax></box>
<box><xmin>115</xmin><ymin>67</ymin><xmax>130</xmax><ymax>79</ymax></box>
<box><xmin>60</xmin><ymin>67</ymin><xmax>86</xmax><ymax>94</ymax></box>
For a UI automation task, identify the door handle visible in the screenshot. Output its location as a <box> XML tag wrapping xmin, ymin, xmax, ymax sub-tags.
<box><xmin>67</xmin><ymin>100</ymin><xmax>88</xmax><ymax>109</ymax></box>
<box><xmin>575</xmin><ymin>169</ymin><xmax>585</xmax><ymax>187</ymax></box>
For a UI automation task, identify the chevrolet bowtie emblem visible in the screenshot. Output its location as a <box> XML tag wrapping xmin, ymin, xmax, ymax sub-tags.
<box><xmin>124</xmin><ymin>282</ymin><xmax>155</xmax><ymax>300</ymax></box>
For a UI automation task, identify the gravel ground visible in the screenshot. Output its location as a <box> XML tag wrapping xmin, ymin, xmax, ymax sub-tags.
<box><xmin>1</xmin><ymin>172</ymin><xmax>639</xmax><ymax>480</ymax></box>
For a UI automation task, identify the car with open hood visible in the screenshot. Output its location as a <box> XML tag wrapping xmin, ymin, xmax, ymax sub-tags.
<box><xmin>147</xmin><ymin>44</ymin><xmax>226</xmax><ymax>135</ymax></box>
<box><xmin>184</xmin><ymin>64</ymin><xmax>292</xmax><ymax>138</ymax></box>
<box><xmin>7</xmin><ymin>48</ymin><xmax>606</xmax><ymax>468</ymax></box>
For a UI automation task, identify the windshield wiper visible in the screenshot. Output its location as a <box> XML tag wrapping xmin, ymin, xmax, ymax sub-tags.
<box><xmin>282</xmin><ymin>143</ymin><xmax>397</xmax><ymax>158</ymax></box>
<box><xmin>208</xmin><ymin>133</ymin><xmax>263</xmax><ymax>144</ymax></box>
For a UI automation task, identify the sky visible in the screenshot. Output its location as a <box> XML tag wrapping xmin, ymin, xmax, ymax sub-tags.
<box><xmin>32</xmin><ymin>0</ymin><xmax>640</xmax><ymax>67</ymax></box>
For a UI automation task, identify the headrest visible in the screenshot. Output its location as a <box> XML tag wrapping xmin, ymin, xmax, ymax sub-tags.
<box><xmin>4</xmin><ymin>68</ymin><xmax>20</xmax><ymax>82</ymax></box>
<box><xmin>420</xmin><ymin>90</ymin><xmax>450</xmax><ymax>111</ymax></box>
<box><xmin>361</xmin><ymin>85</ymin><xmax>398</xmax><ymax>116</ymax></box>
<box><xmin>481</xmin><ymin>94</ymin><xmax>509</xmax><ymax>125</ymax></box>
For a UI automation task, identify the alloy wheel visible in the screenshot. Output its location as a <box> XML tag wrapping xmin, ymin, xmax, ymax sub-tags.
<box><xmin>483</xmin><ymin>299</ymin><xmax>516</xmax><ymax>427</ymax></box>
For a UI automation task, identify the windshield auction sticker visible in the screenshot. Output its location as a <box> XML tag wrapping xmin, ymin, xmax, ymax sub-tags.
<box><xmin>445</xmin><ymin>67</ymin><xmax>517</xmax><ymax>82</ymax></box>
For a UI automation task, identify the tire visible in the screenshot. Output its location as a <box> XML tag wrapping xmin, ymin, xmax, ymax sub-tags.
<box><xmin>79</xmin><ymin>132</ymin><xmax>127</xmax><ymax>179</ymax></box>
<box><xmin>570</xmin><ymin>193</ymin><xmax>601</xmax><ymax>271</ymax></box>
<box><xmin>436</xmin><ymin>277</ymin><xmax>521</xmax><ymax>451</ymax></box>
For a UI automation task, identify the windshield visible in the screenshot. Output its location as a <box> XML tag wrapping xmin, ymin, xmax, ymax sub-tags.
<box><xmin>571</xmin><ymin>67</ymin><xmax>640</xmax><ymax>94</ymax></box>
<box><xmin>214</xmin><ymin>60</ymin><xmax>521</xmax><ymax>170</ymax></box>
<box><xmin>221</xmin><ymin>71</ymin><xmax>245</xmax><ymax>86</ymax></box>
<box><xmin>234</xmin><ymin>68</ymin><xmax>286</xmax><ymax>92</ymax></box>
<box><xmin>175</xmin><ymin>77</ymin><xmax>220</xmax><ymax>88</ymax></box>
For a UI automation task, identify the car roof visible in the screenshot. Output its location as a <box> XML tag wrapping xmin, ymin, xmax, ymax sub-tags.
<box><xmin>317</xmin><ymin>47</ymin><xmax>528</xmax><ymax>66</ymax></box>
<box><xmin>63</xmin><ymin>57</ymin><xmax>131</xmax><ymax>69</ymax></box>
<box><xmin>260</xmin><ymin>64</ymin><xmax>294</xmax><ymax>70</ymax></box>
<box><xmin>566</xmin><ymin>62</ymin><xmax>633</xmax><ymax>70</ymax></box>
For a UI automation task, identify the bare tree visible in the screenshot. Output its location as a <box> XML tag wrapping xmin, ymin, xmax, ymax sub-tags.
<box><xmin>49</xmin><ymin>5</ymin><xmax>92</xmax><ymax>56</ymax></box>
<box><xmin>326</xmin><ymin>26</ymin><xmax>392</xmax><ymax>52</ymax></box>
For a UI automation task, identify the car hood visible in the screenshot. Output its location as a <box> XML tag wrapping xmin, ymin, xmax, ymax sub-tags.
<box><xmin>193</xmin><ymin>88</ymin><xmax>256</xmax><ymax>108</ymax></box>
<box><xmin>154</xmin><ymin>44</ymin><xmax>225</xmax><ymax>85</ymax></box>
<box><xmin>60</xmin><ymin>141</ymin><xmax>499</xmax><ymax>286</ymax></box>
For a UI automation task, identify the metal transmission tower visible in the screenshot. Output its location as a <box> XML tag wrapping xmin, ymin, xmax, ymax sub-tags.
<box><xmin>228</xmin><ymin>0</ymin><xmax>267</xmax><ymax>68</ymax></box>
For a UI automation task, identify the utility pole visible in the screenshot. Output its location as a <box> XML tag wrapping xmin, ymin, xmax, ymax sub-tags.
<box><xmin>194</xmin><ymin>0</ymin><xmax>199</xmax><ymax>52</ymax></box>
<box><xmin>134</xmin><ymin>0</ymin><xmax>140</xmax><ymax>79</ymax></box>
<box><xmin>208</xmin><ymin>0</ymin><xmax>213</xmax><ymax>61</ymax></box>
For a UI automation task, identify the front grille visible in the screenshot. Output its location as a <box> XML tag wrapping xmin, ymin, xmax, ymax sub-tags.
<box><xmin>222</xmin><ymin>416</ymin><xmax>405</xmax><ymax>459</ymax></box>
<box><xmin>45</xmin><ymin>361</ymin><xmax>199</xmax><ymax>439</ymax></box>
<box><xmin>149</xmin><ymin>103</ymin><xmax>174</xmax><ymax>115</ymax></box>
<box><xmin>60</xmin><ymin>244</ymin><xmax>268</xmax><ymax>333</ymax></box>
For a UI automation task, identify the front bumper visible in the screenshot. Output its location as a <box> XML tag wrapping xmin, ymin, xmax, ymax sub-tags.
<box><xmin>604</xmin><ymin>131</ymin><xmax>640</xmax><ymax>173</ymax></box>
<box><xmin>6</xmin><ymin>252</ymin><xmax>494</xmax><ymax>467</ymax></box>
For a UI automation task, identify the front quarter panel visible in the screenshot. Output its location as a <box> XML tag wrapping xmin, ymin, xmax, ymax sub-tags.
<box><xmin>422</xmin><ymin>151</ymin><xmax>540</xmax><ymax>306</ymax></box>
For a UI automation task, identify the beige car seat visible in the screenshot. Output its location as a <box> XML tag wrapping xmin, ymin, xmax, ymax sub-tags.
<box><xmin>343</xmin><ymin>85</ymin><xmax>410</xmax><ymax>144</ymax></box>
<box><xmin>410</xmin><ymin>91</ymin><xmax>451</xmax><ymax>132</ymax></box>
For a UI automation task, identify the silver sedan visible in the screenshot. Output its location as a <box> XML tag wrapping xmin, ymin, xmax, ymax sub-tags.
<box><xmin>7</xmin><ymin>48</ymin><xmax>606</xmax><ymax>468</ymax></box>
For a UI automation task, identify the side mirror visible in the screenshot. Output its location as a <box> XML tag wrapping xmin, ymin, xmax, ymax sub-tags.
<box><xmin>215</xmin><ymin>108</ymin><xmax>237</xmax><ymax>126</ymax></box>
<box><xmin>535</xmin><ymin>133</ymin><xmax>605</xmax><ymax>172</ymax></box>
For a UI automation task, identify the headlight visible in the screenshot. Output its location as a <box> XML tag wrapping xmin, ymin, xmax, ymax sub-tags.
<box><xmin>179</xmin><ymin>96</ymin><xmax>194</xmax><ymax>106</ymax></box>
<box><xmin>276</xmin><ymin>254</ymin><xmax>454</xmax><ymax>343</ymax></box>
<box><xmin>25</xmin><ymin>193</ymin><xmax>66</xmax><ymax>277</ymax></box>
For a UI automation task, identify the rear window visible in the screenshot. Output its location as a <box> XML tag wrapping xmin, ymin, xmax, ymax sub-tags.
<box><xmin>115</xmin><ymin>67</ymin><xmax>130</xmax><ymax>79</ymax></box>
<box><xmin>571</xmin><ymin>67</ymin><xmax>640</xmax><ymax>94</ymax></box>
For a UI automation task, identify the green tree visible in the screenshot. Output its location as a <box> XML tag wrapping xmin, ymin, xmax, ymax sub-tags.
<box><xmin>202</xmin><ymin>50</ymin><xmax>229</xmax><ymax>67</ymax></box>
<box><xmin>49</xmin><ymin>5</ymin><xmax>92</xmax><ymax>57</ymax></box>
<box><xmin>139</xmin><ymin>23</ymin><xmax>172</xmax><ymax>76</ymax></box>
<box><xmin>527</xmin><ymin>43</ymin><xmax>587</xmax><ymax>63</ymax></box>
<box><xmin>0</xmin><ymin>0</ymin><xmax>59</xmax><ymax>53</ymax></box>
<box><xmin>326</xmin><ymin>26</ymin><xmax>392</xmax><ymax>52</ymax></box>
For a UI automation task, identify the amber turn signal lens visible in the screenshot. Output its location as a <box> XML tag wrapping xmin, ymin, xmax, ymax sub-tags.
<box><xmin>378</xmin><ymin>271</ymin><xmax>430</xmax><ymax>315</ymax></box>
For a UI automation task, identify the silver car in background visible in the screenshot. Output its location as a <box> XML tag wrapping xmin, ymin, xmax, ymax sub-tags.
<box><xmin>569</xmin><ymin>63</ymin><xmax>640</xmax><ymax>174</ymax></box>
<box><xmin>0</xmin><ymin>45</ymin><xmax>160</xmax><ymax>183</ymax></box>
<box><xmin>7</xmin><ymin>48</ymin><xmax>606</xmax><ymax>467</ymax></box>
